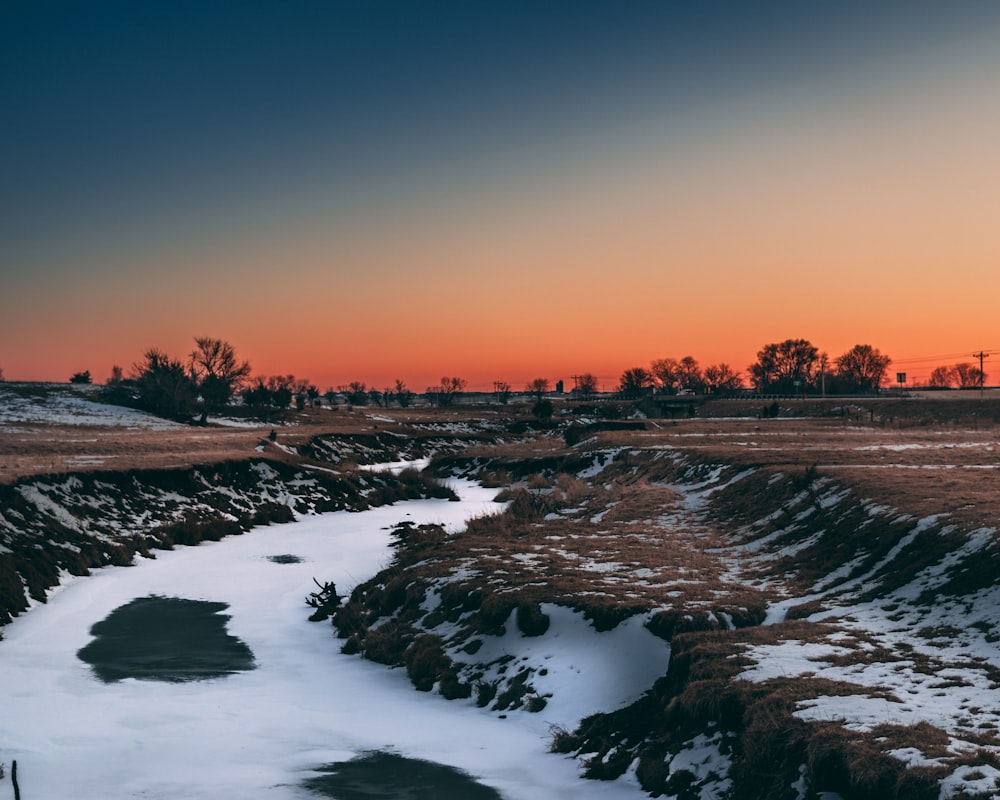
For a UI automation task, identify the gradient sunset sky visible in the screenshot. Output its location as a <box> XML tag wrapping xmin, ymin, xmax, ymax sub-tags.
<box><xmin>3</xmin><ymin>1</ymin><xmax>999</xmax><ymax>391</ymax></box>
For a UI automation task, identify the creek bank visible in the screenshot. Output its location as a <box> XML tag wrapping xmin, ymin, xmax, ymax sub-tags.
<box><xmin>2</xmin><ymin>482</ymin><xmax>650</xmax><ymax>800</ymax></box>
<box><xmin>336</xmin><ymin>443</ymin><xmax>1000</xmax><ymax>799</ymax></box>
<box><xmin>0</xmin><ymin>458</ymin><xmax>457</xmax><ymax>629</ymax></box>
<box><xmin>548</xmin><ymin>450</ymin><xmax>1000</xmax><ymax>800</ymax></box>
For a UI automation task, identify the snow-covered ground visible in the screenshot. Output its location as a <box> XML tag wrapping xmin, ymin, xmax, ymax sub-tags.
<box><xmin>0</xmin><ymin>383</ymin><xmax>268</xmax><ymax>430</ymax></box>
<box><xmin>0</xmin><ymin>477</ymin><xmax>664</xmax><ymax>800</ymax></box>
<box><xmin>0</xmin><ymin>383</ymin><xmax>182</xmax><ymax>429</ymax></box>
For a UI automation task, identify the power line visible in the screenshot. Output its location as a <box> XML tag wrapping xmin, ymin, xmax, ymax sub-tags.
<box><xmin>890</xmin><ymin>349</ymin><xmax>1000</xmax><ymax>365</ymax></box>
<box><xmin>972</xmin><ymin>351</ymin><xmax>990</xmax><ymax>396</ymax></box>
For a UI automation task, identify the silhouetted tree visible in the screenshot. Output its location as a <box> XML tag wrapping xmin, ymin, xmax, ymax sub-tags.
<box><xmin>650</xmin><ymin>358</ymin><xmax>681</xmax><ymax>393</ymax></box>
<box><xmin>394</xmin><ymin>379</ymin><xmax>415</xmax><ymax>408</ymax></box>
<box><xmin>427</xmin><ymin>376</ymin><xmax>466</xmax><ymax>407</ymax></box>
<box><xmin>494</xmin><ymin>381</ymin><xmax>511</xmax><ymax>404</ymax></box>
<box><xmin>619</xmin><ymin>367</ymin><xmax>654</xmax><ymax>399</ymax></box>
<box><xmin>929</xmin><ymin>366</ymin><xmax>955</xmax><ymax>388</ymax></box>
<box><xmin>242</xmin><ymin>378</ymin><xmax>273</xmax><ymax>410</ymax></box>
<box><xmin>703</xmin><ymin>363</ymin><xmax>743</xmax><ymax>394</ymax></box>
<box><xmin>676</xmin><ymin>356</ymin><xmax>703</xmax><ymax>393</ymax></box>
<box><xmin>526</xmin><ymin>378</ymin><xmax>549</xmax><ymax>401</ymax></box>
<box><xmin>954</xmin><ymin>362</ymin><xmax>987</xmax><ymax>389</ymax></box>
<box><xmin>100</xmin><ymin>364</ymin><xmax>134</xmax><ymax>405</ymax></box>
<box><xmin>132</xmin><ymin>348</ymin><xmax>197</xmax><ymax>421</ymax></box>
<box><xmin>835</xmin><ymin>344</ymin><xmax>891</xmax><ymax>394</ymax></box>
<box><xmin>928</xmin><ymin>363</ymin><xmax>987</xmax><ymax>389</ymax></box>
<box><xmin>267</xmin><ymin>375</ymin><xmax>296</xmax><ymax>409</ymax></box>
<box><xmin>188</xmin><ymin>337</ymin><xmax>251</xmax><ymax>422</ymax></box>
<box><xmin>573</xmin><ymin>373</ymin><xmax>599</xmax><ymax>399</ymax></box>
<box><xmin>69</xmin><ymin>370</ymin><xmax>92</xmax><ymax>384</ymax></box>
<box><xmin>343</xmin><ymin>382</ymin><xmax>368</xmax><ymax>406</ymax></box>
<box><xmin>238</xmin><ymin>375</ymin><xmax>306</xmax><ymax>418</ymax></box>
<box><xmin>749</xmin><ymin>339</ymin><xmax>819</xmax><ymax>393</ymax></box>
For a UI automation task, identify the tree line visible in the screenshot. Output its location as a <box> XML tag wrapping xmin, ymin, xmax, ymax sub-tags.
<box><xmin>618</xmin><ymin>339</ymin><xmax>987</xmax><ymax>397</ymax></box>
<box><xmin>48</xmin><ymin>334</ymin><xmax>992</xmax><ymax>424</ymax></box>
<box><xmin>96</xmin><ymin>337</ymin><xmax>481</xmax><ymax>422</ymax></box>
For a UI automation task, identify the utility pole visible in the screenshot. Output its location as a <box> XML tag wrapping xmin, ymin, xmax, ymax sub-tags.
<box><xmin>972</xmin><ymin>351</ymin><xmax>990</xmax><ymax>398</ymax></box>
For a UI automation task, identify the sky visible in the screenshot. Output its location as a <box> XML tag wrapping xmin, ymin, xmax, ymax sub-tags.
<box><xmin>2</xmin><ymin>1</ymin><xmax>1000</xmax><ymax>391</ymax></box>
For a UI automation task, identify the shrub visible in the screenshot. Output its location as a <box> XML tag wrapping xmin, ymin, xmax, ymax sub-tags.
<box><xmin>332</xmin><ymin>601</ymin><xmax>367</xmax><ymax>640</ymax></box>
<box><xmin>475</xmin><ymin>680</ymin><xmax>498</xmax><ymax>708</ymax></box>
<box><xmin>532</xmin><ymin>399</ymin><xmax>554</xmax><ymax>421</ymax></box>
<box><xmin>516</xmin><ymin>602</ymin><xmax>550</xmax><ymax>637</ymax></box>
<box><xmin>362</xmin><ymin>619</ymin><xmax>413</xmax><ymax>666</ymax></box>
<box><xmin>477</xmin><ymin>593</ymin><xmax>516</xmax><ymax>635</ymax></box>
<box><xmin>404</xmin><ymin>634</ymin><xmax>451</xmax><ymax>692</ymax></box>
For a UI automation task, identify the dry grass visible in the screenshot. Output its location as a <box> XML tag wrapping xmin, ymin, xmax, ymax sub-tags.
<box><xmin>9</xmin><ymin>389</ymin><xmax>1000</xmax><ymax>796</ymax></box>
<box><xmin>0</xmin><ymin>404</ymin><xmax>511</xmax><ymax>484</ymax></box>
<box><xmin>593</xmin><ymin>409</ymin><xmax>1000</xmax><ymax>532</ymax></box>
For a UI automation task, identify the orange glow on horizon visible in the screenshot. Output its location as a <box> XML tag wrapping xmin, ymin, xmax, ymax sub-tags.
<box><xmin>3</xmin><ymin>28</ymin><xmax>998</xmax><ymax>393</ymax></box>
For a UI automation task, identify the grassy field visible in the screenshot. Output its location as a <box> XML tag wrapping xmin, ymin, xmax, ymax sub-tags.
<box><xmin>5</xmin><ymin>383</ymin><xmax>1000</xmax><ymax>798</ymax></box>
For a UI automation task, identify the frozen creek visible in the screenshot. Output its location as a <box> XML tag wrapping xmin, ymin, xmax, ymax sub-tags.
<box><xmin>0</xmin><ymin>476</ymin><xmax>665</xmax><ymax>800</ymax></box>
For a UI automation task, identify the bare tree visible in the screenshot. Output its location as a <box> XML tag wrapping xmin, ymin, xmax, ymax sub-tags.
<box><xmin>188</xmin><ymin>337</ymin><xmax>251</xmax><ymax>421</ymax></box>
<box><xmin>928</xmin><ymin>366</ymin><xmax>955</xmax><ymax>388</ymax></box>
<box><xmin>267</xmin><ymin>375</ymin><xmax>297</xmax><ymax>409</ymax></box>
<box><xmin>929</xmin><ymin>363</ymin><xmax>987</xmax><ymax>389</ymax></box>
<box><xmin>618</xmin><ymin>367</ymin><xmax>654</xmax><ymax>399</ymax></box>
<box><xmin>574</xmin><ymin>373</ymin><xmax>599</xmax><ymax>400</ymax></box>
<box><xmin>835</xmin><ymin>344</ymin><xmax>891</xmax><ymax>394</ymax></box>
<box><xmin>526</xmin><ymin>377</ymin><xmax>549</xmax><ymax>401</ymax></box>
<box><xmin>703</xmin><ymin>363</ymin><xmax>743</xmax><ymax>394</ymax></box>
<box><xmin>394</xmin><ymin>379</ymin><xmax>415</xmax><ymax>408</ymax></box>
<box><xmin>494</xmin><ymin>381</ymin><xmax>512</xmax><ymax>404</ymax></box>
<box><xmin>427</xmin><ymin>376</ymin><xmax>467</xmax><ymax>407</ymax></box>
<box><xmin>342</xmin><ymin>381</ymin><xmax>368</xmax><ymax>405</ymax></box>
<box><xmin>676</xmin><ymin>356</ymin><xmax>703</xmax><ymax>393</ymax></box>
<box><xmin>749</xmin><ymin>339</ymin><xmax>819</xmax><ymax>393</ymax></box>
<box><xmin>954</xmin><ymin>362</ymin><xmax>987</xmax><ymax>389</ymax></box>
<box><xmin>650</xmin><ymin>358</ymin><xmax>681</xmax><ymax>393</ymax></box>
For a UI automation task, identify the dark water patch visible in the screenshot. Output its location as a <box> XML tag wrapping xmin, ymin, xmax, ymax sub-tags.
<box><xmin>303</xmin><ymin>751</ymin><xmax>504</xmax><ymax>799</ymax></box>
<box><xmin>267</xmin><ymin>554</ymin><xmax>303</xmax><ymax>564</ymax></box>
<box><xmin>77</xmin><ymin>595</ymin><xmax>255</xmax><ymax>683</ymax></box>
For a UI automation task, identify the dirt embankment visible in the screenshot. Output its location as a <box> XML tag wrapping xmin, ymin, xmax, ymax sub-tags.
<box><xmin>325</xmin><ymin>431</ymin><xmax>1000</xmax><ymax>800</ymax></box>
<box><xmin>0</xmin><ymin>456</ymin><xmax>463</xmax><ymax>630</ymax></box>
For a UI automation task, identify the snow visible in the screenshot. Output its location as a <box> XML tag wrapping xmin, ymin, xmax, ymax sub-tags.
<box><xmin>449</xmin><ymin>604</ymin><xmax>669</xmax><ymax>723</ymax></box>
<box><xmin>940</xmin><ymin>765</ymin><xmax>1000</xmax><ymax>799</ymax></box>
<box><xmin>667</xmin><ymin>732</ymin><xmax>733</xmax><ymax>796</ymax></box>
<box><xmin>576</xmin><ymin>449</ymin><xmax>624</xmax><ymax>479</ymax></box>
<box><xmin>0</xmin><ymin>385</ymin><xmax>183</xmax><ymax>429</ymax></box>
<box><xmin>0</xmin><ymin>477</ymin><xmax>654</xmax><ymax>800</ymax></box>
<box><xmin>359</xmin><ymin>457</ymin><xmax>431</xmax><ymax>474</ymax></box>
<box><xmin>0</xmin><ymin>383</ymin><xmax>269</xmax><ymax>430</ymax></box>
